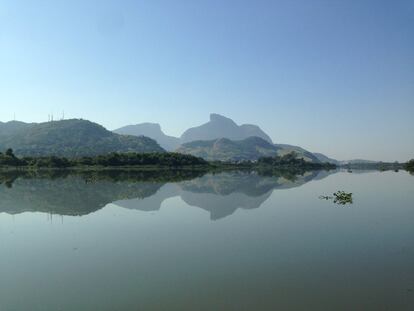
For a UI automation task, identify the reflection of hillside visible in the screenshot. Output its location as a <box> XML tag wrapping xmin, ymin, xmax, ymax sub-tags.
<box><xmin>114</xmin><ymin>183</ymin><xmax>179</xmax><ymax>212</ymax></box>
<box><xmin>311</xmin><ymin>169</ymin><xmax>339</xmax><ymax>180</ymax></box>
<box><xmin>0</xmin><ymin>176</ymin><xmax>163</xmax><ymax>216</ymax></box>
<box><xmin>0</xmin><ymin>169</ymin><xmax>207</xmax><ymax>186</ymax></box>
<box><xmin>0</xmin><ymin>169</ymin><xmax>335</xmax><ymax>219</ymax></box>
<box><xmin>177</xmin><ymin>171</ymin><xmax>325</xmax><ymax>220</ymax></box>
<box><xmin>0</xmin><ymin>170</ymin><xmax>205</xmax><ymax>216</ymax></box>
<box><xmin>180</xmin><ymin>191</ymin><xmax>272</xmax><ymax>220</ymax></box>
<box><xmin>178</xmin><ymin>171</ymin><xmax>277</xmax><ymax>196</ymax></box>
<box><xmin>118</xmin><ymin>171</ymin><xmax>335</xmax><ymax>220</ymax></box>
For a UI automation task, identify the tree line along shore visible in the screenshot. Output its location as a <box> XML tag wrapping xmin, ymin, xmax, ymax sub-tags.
<box><xmin>0</xmin><ymin>148</ymin><xmax>337</xmax><ymax>170</ymax></box>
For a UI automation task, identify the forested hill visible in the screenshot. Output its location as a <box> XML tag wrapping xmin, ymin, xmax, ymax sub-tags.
<box><xmin>176</xmin><ymin>136</ymin><xmax>281</xmax><ymax>161</ymax></box>
<box><xmin>0</xmin><ymin>119</ymin><xmax>165</xmax><ymax>157</ymax></box>
<box><xmin>176</xmin><ymin>136</ymin><xmax>326</xmax><ymax>162</ymax></box>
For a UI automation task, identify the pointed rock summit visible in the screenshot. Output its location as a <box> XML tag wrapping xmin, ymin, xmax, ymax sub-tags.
<box><xmin>180</xmin><ymin>113</ymin><xmax>273</xmax><ymax>143</ymax></box>
<box><xmin>209</xmin><ymin>113</ymin><xmax>237</xmax><ymax>124</ymax></box>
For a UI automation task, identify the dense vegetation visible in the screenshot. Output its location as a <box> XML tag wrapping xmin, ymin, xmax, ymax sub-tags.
<box><xmin>405</xmin><ymin>159</ymin><xmax>414</xmax><ymax>173</ymax></box>
<box><xmin>0</xmin><ymin>149</ymin><xmax>24</xmax><ymax>166</ymax></box>
<box><xmin>177</xmin><ymin>136</ymin><xmax>282</xmax><ymax>161</ymax></box>
<box><xmin>0</xmin><ymin>119</ymin><xmax>165</xmax><ymax>157</ymax></box>
<box><xmin>274</xmin><ymin>144</ymin><xmax>321</xmax><ymax>162</ymax></box>
<box><xmin>176</xmin><ymin>136</ymin><xmax>323</xmax><ymax>162</ymax></box>
<box><xmin>0</xmin><ymin>148</ymin><xmax>335</xmax><ymax>171</ymax></box>
<box><xmin>72</xmin><ymin>152</ymin><xmax>209</xmax><ymax>167</ymax></box>
<box><xmin>343</xmin><ymin>161</ymin><xmax>405</xmax><ymax>171</ymax></box>
<box><xmin>0</xmin><ymin>149</ymin><xmax>208</xmax><ymax>168</ymax></box>
<box><xmin>257</xmin><ymin>152</ymin><xmax>336</xmax><ymax>169</ymax></box>
<box><xmin>9</xmin><ymin>148</ymin><xmax>414</xmax><ymax>175</ymax></box>
<box><xmin>0</xmin><ymin>168</ymin><xmax>208</xmax><ymax>189</ymax></box>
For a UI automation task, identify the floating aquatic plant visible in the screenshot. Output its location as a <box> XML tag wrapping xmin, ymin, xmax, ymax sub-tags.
<box><xmin>318</xmin><ymin>195</ymin><xmax>333</xmax><ymax>200</ymax></box>
<box><xmin>333</xmin><ymin>191</ymin><xmax>353</xmax><ymax>205</ymax></box>
<box><xmin>319</xmin><ymin>191</ymin><xmax>353</xmax><ymax>205</ymax></box>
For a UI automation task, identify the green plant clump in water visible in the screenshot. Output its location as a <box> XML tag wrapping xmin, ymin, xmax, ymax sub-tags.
<box><xmin>319</xmin><ymin>191</ymin><xmax>353</xmax><ymax>205</ymax></box>
<box><xmin>333</xmin><ymin>191</ymin><xmax>353</xmax><ymax>205</ymax></box>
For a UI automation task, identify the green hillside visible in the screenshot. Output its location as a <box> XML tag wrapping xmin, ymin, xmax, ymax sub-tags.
<box><xmin>176</xmin><ymin>137</ymin><xmax>281</xmax><ymax>161</ymax></box>
<box><xmin>176</xmin><ymin>136</ymin><xmax>323</xmax><ymax>162</ymax></box>
<box><xmin>275</xmin><ymin>144</ymin><xmax>321</xmax><ymax>163</ymax></box>
<box><xmin>313</xmin><ymin>152</ymin><xmax>339</xmax><ymax>165</ymax></box>
<box><xmin>0</xmin><ymin>121</ymin><xmax>31</xmax><ymax>137</ymax></box>
<box><xmin>0</xmin><ymin>119</ymin><xmax>164</xmax><ymax>157</ymax></box>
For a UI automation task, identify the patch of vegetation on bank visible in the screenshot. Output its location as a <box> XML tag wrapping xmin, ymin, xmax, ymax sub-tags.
<box><xmin>0</xmin><ymin>149</ymin><xmax>209</xmax><ymax>168</ymax></box>
<box><xmin>405</xmin><ymin>159</ymin><xmax>414</xmax><ymax>173</ymax></box>
<box><xmin>1</xmin><ymin>149</ymin><xmax>333</xmax><ymax>170</ymax></box>
<box><xmin>342</xmin><ymin>161</ymin><xmax>405</xmax><ymax>171</ymax></box>
<box><xmin>256</xmin><ymin>152</ymin><xmax>336</xmax><ymax>170</ymax></box>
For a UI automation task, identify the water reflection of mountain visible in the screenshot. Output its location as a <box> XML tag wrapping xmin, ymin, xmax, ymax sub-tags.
<box><xmin>0</xmin><ymin>170</ymin><xmax>203</xmax><ymax>216</ymax></box>
<box><xmin>115</xmin><ymin>183</ymin><xmax>180</xmax><ymax>212</ymax></box>
<box><xmin>180</xmin><ymin>171</ymin><xmax>329</xmax><ymax>219</ymax></box>
<box><xmin>116</xmin><ymin>170</ymin><xmax>334</xmax><ymax>220</ymax></box>
<box><xmin>0</xmin><ymin>176</ymin><xmax>164</xmax><ymax>216</ymax></box>
<box><xmin>0</xmin><ymin>170</ymin><xmax>334</xmax><ymax>219</ymax></box>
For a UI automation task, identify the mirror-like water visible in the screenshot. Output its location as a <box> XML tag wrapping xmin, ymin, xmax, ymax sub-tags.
<box><xmin>0</xmin><ymin>170</ymin><xmax>413</xmax><ymax>311</ymax></box>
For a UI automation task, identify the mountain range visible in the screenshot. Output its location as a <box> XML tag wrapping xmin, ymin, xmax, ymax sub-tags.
<box><xmin>114</xmin><ymin>113</ymin><xmax>273</xmax><ymax>151</ymax></box>
<box><xmin>0</xmin><ymin>114</ymin><xmax>359</xmax><ymax>163</ymax></box>
<box><xmin>114</xmin><ymin>113</ymin><xmax>327</xmax><ymax>162</ymax></box>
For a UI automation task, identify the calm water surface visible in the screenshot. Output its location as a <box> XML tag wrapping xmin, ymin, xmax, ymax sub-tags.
<box><xmin>0</xmin><ymin>170</ymin><xmax>413</xmax><ymax>311</ymax></box>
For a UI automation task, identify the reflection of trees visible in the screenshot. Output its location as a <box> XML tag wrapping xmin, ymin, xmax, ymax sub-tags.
<box><xmin>0</xmin><ymin>169</ymin><xmax>334</xmax><ymax>219</ymax></box>
<box><xmin>0</xmin><ymin>169</ymin><xmax>207</xmax><ymax>188</ymax></box>
<box><xmin>0</xmin><ymin>176</ymin><xmax>164</xmax><ymax>216</ymax></box>
<box><xmin>0</xmin><ymin>170</ymin><xmax>206</xmax><ymax>216</ymax></box>
<box><xmin>176</xmin><ymin>170</ymin><xmax>328</xmax><ymax>220</ymax></box>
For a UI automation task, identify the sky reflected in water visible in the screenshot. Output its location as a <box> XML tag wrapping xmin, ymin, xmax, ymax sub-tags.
<box><xmin>0</xmin><ymin>170</ymin><xmax>413</xmax><ymax>311</ymax></box>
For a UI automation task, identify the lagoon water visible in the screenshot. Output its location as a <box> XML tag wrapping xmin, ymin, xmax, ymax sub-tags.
<box><xmin>0</xmin><ymin>170</ymin><xmax>413</xmax><ymax>311</ymax></box>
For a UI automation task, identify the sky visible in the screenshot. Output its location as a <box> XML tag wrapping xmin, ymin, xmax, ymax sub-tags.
<box><xmin>0</xmin><ymin>0</ymin><xmax>413</xmax><ymax>161</ymax></box>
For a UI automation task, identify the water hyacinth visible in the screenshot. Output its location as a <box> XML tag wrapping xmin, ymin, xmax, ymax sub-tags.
<box><xmin>333</xmin><ymin>191</ymin><xmax>353</xmax><ymax>205</ymax></box>
<box><xmin>319</xmin><ymin>191</ymin><xmax>353</xmax><ymax>205</ymax></box>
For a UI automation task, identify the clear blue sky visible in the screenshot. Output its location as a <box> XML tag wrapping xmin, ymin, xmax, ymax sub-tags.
<box><xmin>1</xmin><ymin>0</ymin><xmax>413</xmax><ymax>161</ymax></box>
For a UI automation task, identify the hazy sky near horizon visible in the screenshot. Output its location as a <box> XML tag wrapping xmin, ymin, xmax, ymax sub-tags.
<box><xmin>1</xmin><ymin>0</ymin><xmax>413</xmax><ymax>161</ymax></box>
